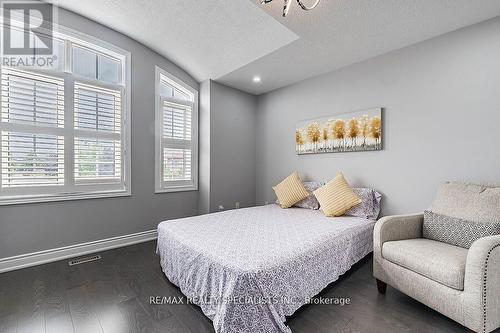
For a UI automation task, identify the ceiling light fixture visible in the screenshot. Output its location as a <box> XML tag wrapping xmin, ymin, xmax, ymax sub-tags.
<box><xmin>260</xmin><ymin>0</ymin><xmax>320</xmax><ymax>17</ymax></box>
<box><xmin>253</xmin><ymin>76</ymin><xmax>262</xmax><ymax>83</ymax></box>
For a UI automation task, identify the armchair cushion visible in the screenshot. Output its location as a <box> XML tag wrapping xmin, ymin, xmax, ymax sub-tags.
<box><xmin>382</xmin><ymin>238</ymin><xmax>468</xmax><ymax>290</ymax></box>
<box><xmin>430</xmin><ymin>182</ymin><xmax>500</xmax><ymax>223</ymax></box>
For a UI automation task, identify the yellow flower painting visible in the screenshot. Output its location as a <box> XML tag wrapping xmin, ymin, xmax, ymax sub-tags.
<box><xmin>296</xmin><ymin>108</ymin><xmax>382</xmax><ymax>154</ymax></box>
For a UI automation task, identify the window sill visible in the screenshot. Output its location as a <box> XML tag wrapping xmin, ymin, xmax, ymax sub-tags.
<box><xmin>155</xmin><ymin>185</ymin><xmax>198</xmax><ymax>194</ymax></box>
<box><xmin>0</xmin><ymin>190</ymin><xmax>131</xmax><ymax>206</ymax></box>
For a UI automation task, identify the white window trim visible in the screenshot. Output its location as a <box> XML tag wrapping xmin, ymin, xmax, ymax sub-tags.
<box><xmin>0</xmin><ymin>20</ymin><xmax>132</xmax><ymax>205</ymax></box>
<box><xmin>154</xmin><ymin>66</ymin><xmax>198</xmax><ymax>193</ymax></box>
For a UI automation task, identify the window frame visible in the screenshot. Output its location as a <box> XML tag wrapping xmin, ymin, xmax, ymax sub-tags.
<box><xmin>0</xmin><ymin>20</ymin><xmax>131</xmax><ymax>205</ymax></box>
<box><xmin>154</xmin><ymin>66</ymin><xmax>198</xmax><ymax>193</ymax></box>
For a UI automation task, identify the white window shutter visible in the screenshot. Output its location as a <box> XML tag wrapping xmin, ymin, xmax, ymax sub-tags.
<box><xmin>74</xmin><ymin>82</ymin><xmax>122</xmax><ymax>133</ymax></box>
<box><xmin>161</xmin><ymin>101</ymin><xmax>193</xmax><ymax>185</ymax></box>
<box><xmin>0</xmin><ymin>25</ymin><xmax>130</xmax><ymax>204</ymax></box>
<box><xmin>74</xmin><ymin>83</ymin><xmax>123</xmax><ymax>184</ymax></box>
<box><xmin>1</xmin><ymin>132</ymin><xmax>65</xmax><ymax>188</ymax></box>
<box><xmin>1</xmin><ymin>68</ymin><xmax>64</xmax><ymax>128</ymax></box>
<box><xmin>162</xmin><ymin>102</ymin><xmax>191</xmax><ymax>141</ymax></box>
<box><xmin>155</xmin><ymin>68</ymin><xmax>198</xmax><ymax>192</ymax></box>
<box><xmin>1</xmin><ymin>68</ymin><xmax>65</xmax><ymax>188</ymax></box>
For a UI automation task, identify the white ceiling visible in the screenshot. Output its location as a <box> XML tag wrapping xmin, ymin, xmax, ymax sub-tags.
<box><xmin>46</xmin><ymin>0</ymin><xmax>298</xmax><ymax>82</ymax></box>
<box><xmin>218</xmin><ymin>0</ymin><xmax>500</xmax><ymax>94</ymax></box>
<box><xmin>49</xmin><ymin>0</ymin><xmax>500</xmax><ymax>95</ymax></box>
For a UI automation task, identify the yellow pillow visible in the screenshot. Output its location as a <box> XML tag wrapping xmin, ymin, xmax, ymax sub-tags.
<box><xmin>273</xmin><ymin>172</ymin><xmax>309</xmax><ymax>208</ymax></box>
<box><xmin>314</xmin><ymin>173</ymin><xmax>361</xmax><ymax>217</ymax></box>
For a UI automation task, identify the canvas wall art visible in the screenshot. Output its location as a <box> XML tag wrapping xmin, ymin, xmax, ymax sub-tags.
<box><xmin>296</xmin><ymin>108</ymin><xmax>382</xmax><ymax>155</ymax></box>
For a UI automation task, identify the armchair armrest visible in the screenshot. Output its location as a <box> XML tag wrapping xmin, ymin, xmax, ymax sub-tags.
<box><xmin>464</xmin><ymin>235</ymin><xmax>500</xmax><ymax>333</ymax></box>
<box><xmin>373</xmin><ymin>213</ymin><xmax>424</xmax><ymax>258</ymax></box>
<box><xmin>373</xmin><ymin>213</ymin><xmax>423</xmax><ymax>284</ymax></box>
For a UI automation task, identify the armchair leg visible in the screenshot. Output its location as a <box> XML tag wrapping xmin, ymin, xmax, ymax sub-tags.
<box><xmin>376</xmin><ymin>279</ymin><xmax>387</xmax><ymax>294</ymax></box>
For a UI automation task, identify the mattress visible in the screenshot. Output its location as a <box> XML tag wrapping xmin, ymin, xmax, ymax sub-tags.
<box><xmin>157</xmin><ymin>204</ymin><xmax>374</xmax><ymax>333</ymax></box>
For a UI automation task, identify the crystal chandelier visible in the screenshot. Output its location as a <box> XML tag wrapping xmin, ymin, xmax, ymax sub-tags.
<box><xmin>260</xmin><ymin>0</ymin><xmax>321</xmax><ymax>17</ymax></box>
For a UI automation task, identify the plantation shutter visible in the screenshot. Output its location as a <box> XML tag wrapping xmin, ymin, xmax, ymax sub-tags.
<box><xmin>74</xmin><ymin>82</ymin><xmax>123</xmax><ymax>184</ymax></box>
<box><xmin>161</xmin><ymin>100</ymin><xmax>192</xmax><ymax>184</ymax></box>
<box><xmin>0</xmin><ymin>23</ymin><xmax>130</xmax><ymax>204</ymax></box>
<box><xmin>1</xmin><ymin>68</ymin><xmax>65</xmax><ymax>190</ymax></box>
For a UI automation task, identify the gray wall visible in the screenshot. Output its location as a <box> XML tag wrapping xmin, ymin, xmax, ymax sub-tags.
<box><xmin>256</xmin><ymin>17</ymin><xmax>500</xmax><ymax>216</ymax></box>
<box><xmin>208</xmin><ymin>81</ymin><xmax>257</xmax><ymax>212</ymax></box>
<box><xmin>198</xmin><ymin>80</ymin><xmax>211</xmax><ymax>214</ymax></box>
<box><xmin>0</xmin><ymin>8</ymin><xmax>200</xmax><ymax>258</ymax></box>
<box><xmin>3</xmin><ymin>9</ymin><xmax>499</xmax><ymax>259</ymax></box>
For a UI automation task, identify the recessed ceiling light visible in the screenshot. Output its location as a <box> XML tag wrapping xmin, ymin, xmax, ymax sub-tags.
<box><xmin>253</xmin><ymin>76</ymin><xmax>261</xmax><ymax>83</ymax></box>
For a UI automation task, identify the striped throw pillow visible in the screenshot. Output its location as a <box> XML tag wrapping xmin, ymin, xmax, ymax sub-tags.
<box><xmin>314</xmin><ymin>173</ymin><xmax>361</xmax><ymax>217</ymax></box>
<box><xmin>273</xmin><ymin>172</ymin><xmax>309</xmax><ymax>208</ymax></box>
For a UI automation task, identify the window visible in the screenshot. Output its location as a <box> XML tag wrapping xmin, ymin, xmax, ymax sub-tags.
<box><xmin>155</xmin><ymin>67</ymin><xmax>198</xmax><ymax>193</ymax></box>
<box><xmin>0</xmin><ymin>23</ymin><xmax>131</xmax><ymax>204</ymax></box>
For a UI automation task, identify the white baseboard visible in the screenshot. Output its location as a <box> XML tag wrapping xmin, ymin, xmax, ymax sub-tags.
<box><xmin>0</xmin><ymin>229</ymin><xmax>158</xmax><ymax>273</ymax></box>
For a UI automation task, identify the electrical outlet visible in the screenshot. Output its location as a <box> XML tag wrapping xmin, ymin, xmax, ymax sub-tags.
<box><xmin>218</xmin><ymin>205</ymin><xmax>224</xmax><ymax>211</ymax></box>
<box><xmin>235</xmin><ymin>202</ymin><xmax>240</xmax><ymax>209</ymax></box>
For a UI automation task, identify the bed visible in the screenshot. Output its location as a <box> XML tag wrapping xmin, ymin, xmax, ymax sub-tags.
<box><xmin>157</xmin><ymin>204</ymin><xmax>375</xmax><ymax>333</ymax></box>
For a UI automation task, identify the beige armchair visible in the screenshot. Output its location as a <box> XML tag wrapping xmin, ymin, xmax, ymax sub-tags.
<box><xmin>373</xmin><ymin>213</ymin><xmax>500</xmax><ymax>333</ymax></box>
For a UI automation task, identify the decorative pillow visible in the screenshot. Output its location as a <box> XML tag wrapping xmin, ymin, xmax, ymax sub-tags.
<box><xmin>273</xmin><ymin>172</ymin><xmax>309</xmax><ymax>208</ymax></box>
<box><xmin>276</xmin><ymin>181</ymin><xmax>323</xmax><ymax>209</ymax></box>
<box><xmin>423</xmin><ymin>210</ymin><xmax>500</xmax><ymax>249</ymax></box>
<box><xmin>345</xmin><ymin>188</ymin><xmax>382</xmax><ymax>220</ymax></box>
<box><xmin>313</xmin><ymin>173</ymin><xmax>361</xmax><ymax>217</ymax></box>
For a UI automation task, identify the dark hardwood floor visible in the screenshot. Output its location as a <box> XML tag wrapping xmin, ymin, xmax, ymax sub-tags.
<box><xmin>0</xmin><ymin>241</ymin><xmax>491</xmax><ymax>333</ymax></box>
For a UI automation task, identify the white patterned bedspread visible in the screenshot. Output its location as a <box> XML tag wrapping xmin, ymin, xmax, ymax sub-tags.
<box><xmin>157</xmin><ymin>204</ymin><xmax>374</xmax><ymax>333</ymax></box>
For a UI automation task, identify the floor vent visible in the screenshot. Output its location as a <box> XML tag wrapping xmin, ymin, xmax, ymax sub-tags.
<box><xmin>68</xmin><ymin>254</ymin><xmax>102</xmax><ymax>266</ymax></box>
